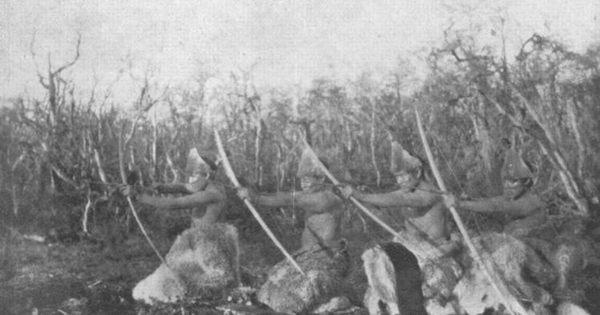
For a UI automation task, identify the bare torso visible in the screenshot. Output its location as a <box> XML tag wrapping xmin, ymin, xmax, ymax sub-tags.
<box><xmin>354</xmin><ymin>180</ymin><xmax>450</xmax><ymax>241</ymax></box>
<box><xmin>405</xmin><ymin>200</ymin><xmax>449</xmax><ymax>241</ymax></box>
<box><xmin>459</xmin><ymin>192</ymin><xmax>545</xmax><ymax>237</ymax></box>
<box><xmin>190</xmin><ymin>184</ymin><xmax>227</xmax><ymax>227</ymax></box>
<box><xmin>138</xmin><ymin>181</ymin><xmax>227</xmax><ymax>227</ymax></box>
<box><xmin>256</xmin><ymin>187</ymin><xmax>344</xmax><ymax>250</ymax></box>
<box><xmin>300</xmin><ymin>190</ymin><xmax>343</xmax><ymax>249</ymax></box>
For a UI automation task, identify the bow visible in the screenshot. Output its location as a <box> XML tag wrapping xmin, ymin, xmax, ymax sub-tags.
<box><xmin>297</xmin><ymin>131</ymin><xmax>428</xmax><ymax>250</ymax></box>
<box><xmin>118</xmin><ymin>122</ymin><xmax>169</xmax><ymax>267</ymax></box>
<box><xmin>415</xmin><ymin>107</ymin><xmax>531</xmax><ymax>315</ymax></box>
<box><xmin>214</xmin><ymin>130</ymin><xmax>305</xmax><ymax>276</ymax></box>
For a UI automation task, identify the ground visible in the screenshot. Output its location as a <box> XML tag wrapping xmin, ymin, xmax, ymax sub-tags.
<box><xmin>2</xmin><ymin>202</ymin><xmax>600</xmax><ymax>315</ymax></box>
<box><xmin>0</xmin><ymin>233</ymin><xmax>169</xmax><ymax>315</ymax></box>
<box><xmin>0</xmin><ymin>210</ymin><xmax>302</xmax><ymax>315</ymax></box>
<box><xmin>0</xmin><ymin>205</ymin><xmax>375</xmax><ymax>315</ymax></box>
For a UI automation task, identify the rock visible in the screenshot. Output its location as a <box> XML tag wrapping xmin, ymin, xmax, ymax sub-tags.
<box><xmin>362</xmin><ymin>245</ymin><xmax>398</xmax><ymax>315</ymax></box>
<box><xmin>215</xmin><ymin>304</ymin><xmax>288</xmax><ymax>315</ymax></box>
<box><xmin>362</xmin><ymin>242</ymin><xmax>439</xmax><ymax>315</ymax></box>
<box><xmin>132</xmin><ymin>263</ymin><xmax>186</xmax><ymax>304</ymax></box>
<box><xmin>361</xmin><ymin>231</ymin><xmax>594</xmax><ymax>315</ymax></box>
<box><xmin>313</xmin><ymin>296</ymin><xmax>352</xmax><ymax>314</ymax></box>
<box><xmin>60</xmin><ymin>297</ymin><xmax>89</xmax><ymax>315</ymax></box>
<box><xmin>556</xmin><ymin>301</ymin><xmax>591</xmax><ymax>315</ymax></box>
<box><xmin>454</xmin><ymin>233</ymin><xmax>552</xmax><ymax>315</ymax></box>
<box><xmin>165</xmin><ymin>223</ymin><xmax>240</xmax><ymax>293</ymax></box>
<box><xmin>226</xmin><ymin>286</ymin><xmax>256</xmax><ymax>305</ymax></box>
<box><xmin>257</xmin><ymin>245</ymin><xmax>351</xmax><ymax>314</ymax></box>
<box><xmin>133</xmin><ymin>223</ymin><xmax>240</xmax><ymax>305</ymax></box>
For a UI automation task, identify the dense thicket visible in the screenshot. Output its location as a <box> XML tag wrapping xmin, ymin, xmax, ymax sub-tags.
<box><xmin>1</xmin><ymin>33</ymin><xmax>599</xmax><ymax>241</ymax></box>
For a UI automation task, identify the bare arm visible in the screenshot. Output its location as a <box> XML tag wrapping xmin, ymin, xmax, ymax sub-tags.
<box><xmin>254</xmin><ymin>190</ymin><xmax>339</xmax><ymax>213</ymax></box>
<box><xmin>153</xmin><ymin>177</ymin><xmax>210</xmax><ymax>194</ymax></box>
<box><xmin>138</xmin><ymin>189</ymin><xmax>223</xmax><ymax>210</ymax></box>
<box><xmin>255</xmin><ymin>191</ymin><xmax>306</xmax><ymax>208</ymax></box>
<box><xmin>353</xmin><ymin>188</ymin><xmax>442</xmax><ymax>209</ymax></box>
<box><xmin>152</xmin><ymin>183</ymin><xmax>190</xmax><ymax>194</ymax></box>
<box><xmin>459</xmin><ymin>194</ymin><xmax>544</xmax><ymax>217</ymax></box>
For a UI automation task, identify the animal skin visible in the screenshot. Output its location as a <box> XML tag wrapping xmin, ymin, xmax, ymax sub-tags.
<box><xmin>454</xmin><ymin>233</ymin><xmax>559</xmax><ymax>315</ymax></box>
<box><xmin>166</xmin><ymin>223</ymin><xmax>240</xmax><ymax>292</ymax></box>
<box><xmin>132</xmin><ymin>223</ymin><xmax>240</xmax><ymax>304</ymax></box>
<box><xmin>362</xmin><ymin>242</ymin><xmax>427</xmax><ymax>315</ymax></box>
<box><xmin>132</xmin><ymin>263</ymin><xmax>186</xmax><ymax>304</ymax></box>
<box><xmin>362</xmin><ymin>233</ymin><xmax>591</xmax><ymax>315</ymax></box>
<box><xmin>256</xmin><ymin>245</ymin><xmax>351</xmax><ymax>314</ymax></box>
<box><xmin>556</xmin><ymin>301</ymin><xmax>591</xmax><ymax>315</ymax></box>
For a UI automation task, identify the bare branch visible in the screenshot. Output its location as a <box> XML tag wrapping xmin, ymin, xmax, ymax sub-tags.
<box><xmin>30</xmin><ymin>30</ymin><xmax>48</xmax><ymax>88</ymax></box>
<box><xmin>479</xmin><ymin>91</ymin><xmax>523</xmax><ymax>128</ymax></box>
<box><xmin>567</xmin><ymin>99</ymin><xmax>585</xmax><ymax>180</ymax></box>
<box><xmin>124</xmin><ymin>116</ymin><xmax>142</xmax><ymax>148</ymax></box>
<box><xmin>118</xmin><ymin>124</ymin><xmax>169</xmax><ymax>267</ymax></box>
<box><xmin>49</xmin><ymin>163</ymin><xmax>82</xmax><ymax>190</ymax></box>
<box><xmin>489</xmin><ymin>84</ymin><xmax>588</xmax><ymax>215</ymax></box>
<box><xmin>53</xmin><ymin>32</ymin><xmax>82</xmax><ymax>75</ymax></box>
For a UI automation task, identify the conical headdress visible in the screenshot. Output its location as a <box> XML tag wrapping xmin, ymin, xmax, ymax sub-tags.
<box><xmin>501</xmin><ymin>148</ymin><xmax>533</xmax><ymax>181</ymax></box>
<box><xmin>296</xmin><ymin>148</ymin><xmax>327</xmax><ymax>178</ymax></box>
<box><xmin>390</xmin><ymin>141</ymin><xmax>422</xmax><ymax>174</ymax></box>
<box><xmin>185</xmin><ymin>148</ymin><xmax>214</xmax><ymax>182</ymax></box>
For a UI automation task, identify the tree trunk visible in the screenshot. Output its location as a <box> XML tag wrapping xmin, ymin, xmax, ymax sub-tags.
<box><xmin>370</xmin><ymin>106</ymin><xmax>381</xmax><ymax>187</ymax></box>
<box><xmin>513</xmin><ymin>86</ymin><xmax>588</xmax><ymax>215</ymax></box>
<box><xmin>472</xmin><ymin>94</ymin><xmax>494</xmax><ymax>190</ymax></box>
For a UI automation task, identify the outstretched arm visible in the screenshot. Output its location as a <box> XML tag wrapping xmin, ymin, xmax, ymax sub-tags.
<box><xmin>152</xmin><ymin>177</ymin><xmax>210</xmax><ymax>194</ymax></box>
<box><xmin>138</xmin><ymin>189</ymin><xmax>222</xmax><ymax>210</ymax></box>
<box><xmin>151</xmin><ymin>183</ymin><xmax>190</xmax><ymax>194</ymax></box>
<box><xmin>254</xmin><ymin>191</ymin><xmax>305</xmax><ymax>208</ymax></box>
<box><xmin>459</xmin><ymin>194</ymin><xmax>544</xmax><ymax>217</ymax></box>
<box><xmin>353</xmin><ymin>188</ymin><xmax>442</xmax><ymax>209</ymax></box>
<box><xmin>250</xmin><ymin>189</ymin><xmax>338</xmax><ymax>213</ymax></box>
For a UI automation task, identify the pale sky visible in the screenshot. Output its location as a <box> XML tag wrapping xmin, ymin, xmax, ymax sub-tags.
<box><xmin>1</xmin><ymin>0</ymin><xmax>599</xmax><ymax>105</ymax></box>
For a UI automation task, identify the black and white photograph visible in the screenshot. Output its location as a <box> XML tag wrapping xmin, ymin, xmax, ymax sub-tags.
<box><xmin>1</xmin><ymin>1</ymin><xmax>599</xmax><ymax>314</ymax></box>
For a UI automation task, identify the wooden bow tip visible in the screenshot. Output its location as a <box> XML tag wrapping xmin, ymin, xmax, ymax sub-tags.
<box><xmin>414</xmin><ymin>107</ymin><xmax>530</xmax><ymax>315</ymax></box>
<box><xmin>214</xmin><ymin>130</ymin><xmax>306</xmax><ymax>276</ymax></box>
